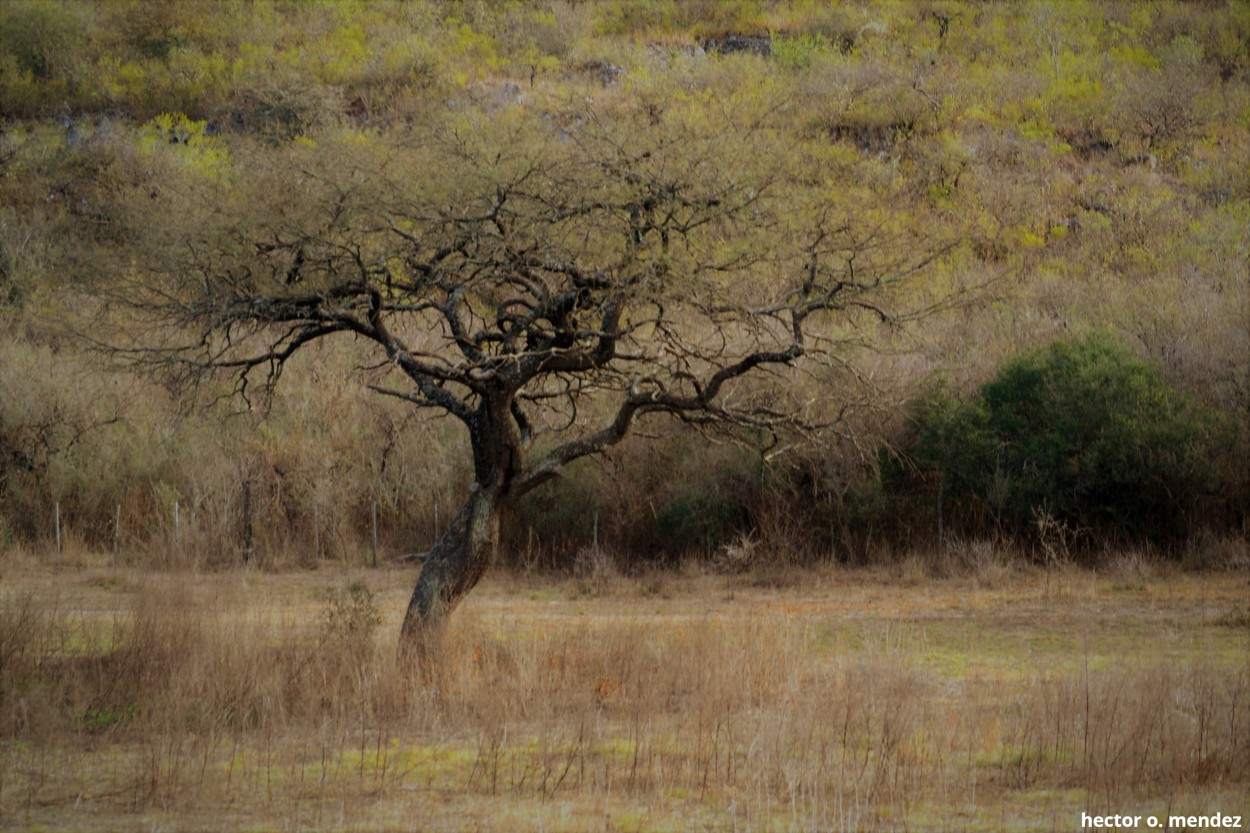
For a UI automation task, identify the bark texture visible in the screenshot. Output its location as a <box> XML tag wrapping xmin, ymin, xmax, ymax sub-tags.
<box><xmin>399</xmin><ymin>483</ymin><xmax>500</xmax><ymax>659</ymax></box>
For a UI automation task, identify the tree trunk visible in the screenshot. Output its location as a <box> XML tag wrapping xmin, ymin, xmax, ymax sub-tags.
<box><xmin>400</xmin><ymin>392</ymin><xmax>522</xmax><ymax>668</ymax></box>
<box><xmin>399</xmin><ymin>482</ymin><xmax>501</xmax><ymax>663</ymax></box>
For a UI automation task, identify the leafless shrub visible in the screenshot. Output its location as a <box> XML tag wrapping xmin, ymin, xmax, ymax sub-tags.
<box><xmin>1034</xmin><ymin>508</ymin><xmax>1079</xmax><ymax>567</ymax></box>
<box><xmin>1106</xmin><ymin>549</ymin><xmax>1158</xmax><ymax>586</ymax></box>
<box><xmin>712</xmin><ymin>531</ymin><xmax>758</xmax><ymax>575</ymax></box>
<box><xmin>1183</xmin><ymin>529</ymin><xmax>1250</xmax><ymax>571</ymax></box>
<box><xmin>570</xmin><ymin>545</ymin><xmax>617</xmax><ymax>598</ymax></box>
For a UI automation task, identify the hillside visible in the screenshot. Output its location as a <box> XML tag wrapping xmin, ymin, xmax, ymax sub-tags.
<box><xmin>1</xmin><ymin>0</ymin><xmax>1247</xmax><ymax>567</ymax></box>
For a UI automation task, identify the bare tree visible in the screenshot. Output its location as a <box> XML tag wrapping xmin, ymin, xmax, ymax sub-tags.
<box><xmin>102</xmin><ymin>103</ymin><xmax>950</xmax><ymax>656</ymax></box>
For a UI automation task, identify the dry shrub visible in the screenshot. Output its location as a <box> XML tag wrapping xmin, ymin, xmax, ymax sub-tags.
<box><xmin>1010</xmin><ymin>663</ymin><xmax>1250</xmax><ymax>799</ymax></box>
<box><xmin>1106</xmin><ymin>548</ymin><xmax>1159</xmax><ymax>586</ymax></box>
<box><xmin>1</xmin><ymin>578</ymin><xmax>402</xmax><ymax>745</ymax></box>
<box><xmin>0</xmin><ymin>592</ymin><xmax>76</xmax><ymax>738</ymax></box>
<box><xmin>0</xmin><ymin>330</ymin><xmax>473</xmax><ymax>568</ymax></box>
<box><xmin>1183</xmin><ymin>531</ymin><xmax>1250</xmax><ymax>572</ymax></box>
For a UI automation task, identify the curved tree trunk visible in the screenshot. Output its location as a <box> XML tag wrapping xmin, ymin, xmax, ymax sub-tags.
<box><xmin>399</xmin><ymin>482</ymin><xmax>502</xmax><ymax>663</ymax></box>
<box><xmin>400</xmin><ymin>392</ymin><xmax>524</xmax><ymax>661</ymax></box>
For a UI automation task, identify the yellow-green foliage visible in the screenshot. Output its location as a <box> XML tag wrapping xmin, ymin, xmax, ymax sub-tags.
<box><xmin>138</xmin><ymin>112</ymin><xmax>230</xmax><ymax>179</ymax></box>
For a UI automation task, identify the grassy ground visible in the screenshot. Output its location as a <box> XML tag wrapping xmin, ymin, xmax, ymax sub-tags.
<box><xmin>1</xmin><ymin>557</ymin><xmax>1247</xmax><ymax>832</ymax></box>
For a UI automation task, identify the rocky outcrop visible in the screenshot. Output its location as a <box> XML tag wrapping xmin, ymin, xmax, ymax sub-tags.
<box><xmin>701</xmin><ymin>35</ymin><xmax>771</xmax><ymax>57</ymax></box>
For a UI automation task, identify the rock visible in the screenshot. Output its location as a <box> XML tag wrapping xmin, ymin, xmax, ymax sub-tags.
<box><xmin>460</xmin><ymin>80</ymin><xmax>524</xmax><ymax>112</ymax></box>
<box><xmin>581</xmin><ymin>60</ymin><xmax>625</xmax><ymax>87</ymax></box>
<box><xmin>701</xmin><ymin>34</ymin><xmax>771</xmax><ymax>57</ymax></box>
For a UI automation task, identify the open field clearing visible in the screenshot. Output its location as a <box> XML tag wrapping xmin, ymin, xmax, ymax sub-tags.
<box><xmin>1</xmin><ymin>560</ymin><xmax>1246</xmax><ymax>832</ymax></box>
<box><xmin>2</xmin><ymin>3</ymin><xmax>1248</xmax><ymax>829</ymax></box>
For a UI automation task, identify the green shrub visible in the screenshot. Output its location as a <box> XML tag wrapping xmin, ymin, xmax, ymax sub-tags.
<box><xmin>651</xmin><ymin>443</ymin><xmax>761</xmax><ymax>558</ymax></box>
<box><xmin>654</xmin><ymin>488</ymin><xmax>742</xmax><ymax>555</ymax></box>
<box><xmin>914</xmin><ymin>334</ymin><xmax>1221</xmax><ymax>542</ymax></box>
<box><xmin>771</xmin><ymin>32</ymin><xmax>830</xmax><ymax>70</ymax></box>
<box><xmin>507</xmin><ymin>462</ymin><xmax>604</xmax><ymax>567</ymax></box>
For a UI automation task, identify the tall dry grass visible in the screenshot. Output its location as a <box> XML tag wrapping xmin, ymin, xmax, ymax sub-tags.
<box><xmin>2</xmin><ymin>572</ymin><xmax>1246</xmax><ymax>830</ymax></box>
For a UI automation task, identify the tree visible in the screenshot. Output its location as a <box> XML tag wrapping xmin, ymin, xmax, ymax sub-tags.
<box><xmin>101</xmin><ymin>100</ymin><xmax>950</xmax><ymax>656</ymax></box>
<box><xmin>914</xmin><ymin>334</ymin><xmax>1220</xmax><ymax>542</ymax></box>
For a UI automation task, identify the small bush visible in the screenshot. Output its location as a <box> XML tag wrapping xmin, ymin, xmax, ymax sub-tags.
<box><xmin>914</xmin><ymin>334</ymin><xmax>1221</xmax><ymax>543</ymax></box>
<box><xmin>771</xmin><ymin>32</ymin><xmax>830</xmax><ymax>70</ymax></box>
<box><xmin>507</xmin><ymin>462</ymin><xmax>604</xmax><ymax>568</ymax></box>
<box><xmin>321</xmin><ymin>581</ymin><xmax>382</xmax><ymax>647</ymax></box>
<box><xmin>655</xmin><ymin>488</ymin><xmax>741</xmax><ymax>555</ymax></box>
<box><xmin>651</xmin><ymin>442</ymin><xmax>761</xmax><ymax>560</ymax></box>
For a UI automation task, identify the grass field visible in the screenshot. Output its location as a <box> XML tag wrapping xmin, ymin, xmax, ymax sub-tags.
<box><xmin>1</xmin><ymin>557</ymin><xmax>1247</xmax><ymax>832</ymax></box>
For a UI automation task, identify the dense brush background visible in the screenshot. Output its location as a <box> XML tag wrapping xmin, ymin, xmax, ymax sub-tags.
<box><xmin>1</xmin><ymin>0</ymin><xmax>1247</xmax><ymax>570</ymax></box>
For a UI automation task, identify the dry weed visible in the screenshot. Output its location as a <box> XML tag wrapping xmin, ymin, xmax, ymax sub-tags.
<box><xmin>1</xmin><ymin>568</ymin><xmax>1246</xmax><ymax>831</ymax></box>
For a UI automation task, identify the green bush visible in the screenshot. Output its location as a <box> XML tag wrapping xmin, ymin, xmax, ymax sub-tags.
<box><xmin>507</xmin><ymin>462</ymin><xmax>604</xmax><ymax>566</ymax></box>
<box><xmin>654</xmin><ymin>488</ymin><xmax>742</xmax><ymax>555</ymax></box>
<box><xmin>771</xmin><ymin>32</ymin><xmax>830</xmax><ymax>70</ymax></box>
<box><xmin>914</xmin><ymin>334</ymin><xmax>1221</xmax><ymax>541</ymax></box>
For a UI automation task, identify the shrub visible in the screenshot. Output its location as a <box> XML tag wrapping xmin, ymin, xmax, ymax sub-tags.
<box><xmin>506</xmin><ymin>462</ymin><xmax>605</xmax><ymax>569</ymax></box>
<box><xmin>654</xmin><ymin>487</ymin><xmax>742</xmax><ymax>555</ymax></box>
<box><xmin>0</xmin><ymin>0</ymin><xmax>85</xmax><ymax>81</ymax></box>
<box><xmin>771</xmin><ymin>32</ymin><xmax>830</xmax><ymax>70</ymax></box>
<box><xmin>914</xmin><ymin>333</ymin><xmax>1221</xmax><ymax>542</ymax></box>
<box><xmin>320</xmin><ymin>581</ymin><xmax>381</xmax><ymax>659</ymax></box>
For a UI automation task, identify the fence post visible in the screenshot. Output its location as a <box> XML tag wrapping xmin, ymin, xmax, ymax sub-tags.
<box><xmin>371</xmin><ymin>500</ymin><xmax>378</xmax><ymax>568</ymax></box>
<box><xmin>54</xmin><ymin>501</ymin><xmax>62</xmax><ymax>561</ymax></box>
<box><xmin>113</xmin><ymin>503</ymin><xmax>121</xmax><ymax>564</ymax></box>
<box><xmin>241</xmin><ymin>480</ymin><xmax>253</xmax><ymax>561</ymax></box>
<box><xmin>313</xmin><ymin>504</ymin><xmax>321</xmax><ymax>561</ymax></box>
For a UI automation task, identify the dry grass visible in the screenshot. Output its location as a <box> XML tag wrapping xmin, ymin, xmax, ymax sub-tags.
<box><xmin>1</xmin><ymin>559</ymin><xmax>1247</xmax><ymax>832</ymax></box>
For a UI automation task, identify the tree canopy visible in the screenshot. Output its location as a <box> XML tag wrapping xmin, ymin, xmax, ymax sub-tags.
<box><xmin>95</xmin><ymin>93</ymin><xmax>956</xmax><ymax>643</ymax></box>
